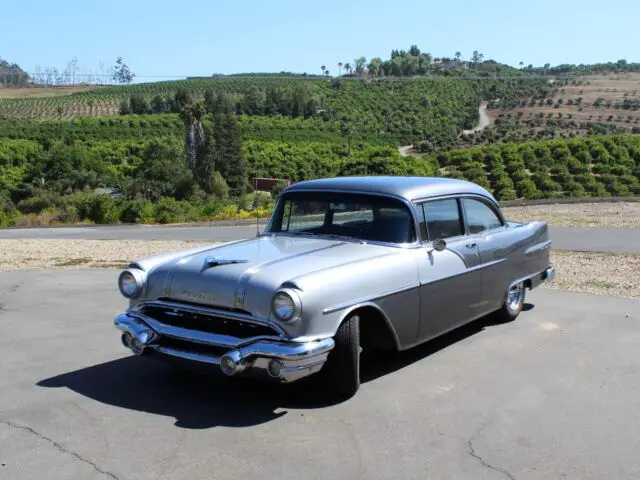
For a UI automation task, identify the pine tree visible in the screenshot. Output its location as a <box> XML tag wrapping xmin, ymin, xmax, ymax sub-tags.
<box><xmin>213</xmin><ymin>112</ymin><xmax>246</xmax><ymax>197</ymax></box>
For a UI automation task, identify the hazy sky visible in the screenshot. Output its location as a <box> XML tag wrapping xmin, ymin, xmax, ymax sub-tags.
<box><xmin>4</xmin><ymin>0</ymin><xmax>639</xmax><ymax>82</ymax></box>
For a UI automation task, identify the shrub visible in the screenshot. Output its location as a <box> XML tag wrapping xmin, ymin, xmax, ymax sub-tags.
<box><xmin>496</xmin><ymin>189</ymin><xmax>517</xmax><ymax>201</ymax></box>
<box><xmin>119</xmin><ymin>199</ymin><xmax>155</xmax><ymax>223</ymax></box>
<box><xmin>16</xmin><ymin>194</ymin><xmax>62</xmax><ymax>214</ymax></box>
<box><xmin>515</xmin><ymin>179</ymin><xmax>542</xmax><ymax>199</ymax></box>
<box><xmin>564</xmin><ymin>181</ymin><xmax>586</xmax><ymax>197</ymax></box>
<box><xmin>211</xmin><ymin>171</ymin><xmax>230</xmax><ymax>200</ymax></box>
<box><xmin>153</xmin><ymin>197</ymin><xmax>190</xmax><ymax>224</ymax></box>
<box><xmin>70</xmin><ymin>193</ymin><xmax>120</xmax><ymax>224</ymax></box>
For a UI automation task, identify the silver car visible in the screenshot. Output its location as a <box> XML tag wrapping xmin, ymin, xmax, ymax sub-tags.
<box><xmin>114</xmin><ymin>176</ymin><xmax>554</xmax><ymax>397</ymax></box>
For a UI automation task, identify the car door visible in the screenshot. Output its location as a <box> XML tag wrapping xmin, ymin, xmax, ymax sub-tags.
<box><xmin>415</xmin><ymin>197</ymin><xmax>483</xmax><ymax>343</ymax></box>
<box><xmin>460</xmin><ymin>196</ymin><xmax>511</xmax><ymax>314</ymax></box>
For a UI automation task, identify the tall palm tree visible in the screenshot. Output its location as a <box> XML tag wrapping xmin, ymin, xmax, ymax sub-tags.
<box><xmin>344</xmin><ymin>62</ymin><xmax>352</xmax><ymax>75</ymax></box>
<box><xmin>455</xmin><ymin>51</ymin><xmax>462</xmax><ymax>62</ymax></box>
<box><xmin>321</xmin><ymin>65</ymin><xmax>326</xmax><ymax>76</ymax></box>
<box><xmin>338</xmin><ymin>62</ymin><xmax>343</xmax><ymax>76</ymax></box>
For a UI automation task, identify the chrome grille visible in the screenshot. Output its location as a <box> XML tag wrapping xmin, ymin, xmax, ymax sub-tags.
<box><xmin>139</xmin><ymin>304</ymin><xmax>279</xmax><ymax>339</ymax></box>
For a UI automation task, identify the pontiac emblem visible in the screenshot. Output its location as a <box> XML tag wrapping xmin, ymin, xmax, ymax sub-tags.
<box><xmin>180</xmin><ymin>289</ymin><xmax>218</xmax><ymax>303</ymax></box>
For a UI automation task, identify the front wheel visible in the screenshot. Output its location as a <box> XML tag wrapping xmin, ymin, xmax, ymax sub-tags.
<box><xmin>493</xmin><ymin>281</ymin><xmax>526</xmax><ymax>323</ymax></box>
<box><xmin>323</xmin><ymin>314</ymin><xmax>361</xmax><ymax>398</ymax></box>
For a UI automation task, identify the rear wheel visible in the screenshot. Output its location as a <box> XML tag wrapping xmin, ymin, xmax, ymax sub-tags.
<box><xmin>493</xmin><ymin>281</ymin><xmax>526</xmax><ymax>323</ymax></box>
<box><xmin>323</xmin><ymin>314</ymin><xmax>361</xmax><ymax>398</ymax></box>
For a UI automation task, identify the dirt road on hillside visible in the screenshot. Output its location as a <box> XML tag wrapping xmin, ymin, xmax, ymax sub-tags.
<box><xmin>462</xmin><ymin>101</ymin><xmax>490</xmax><ymax>134</ymax></box>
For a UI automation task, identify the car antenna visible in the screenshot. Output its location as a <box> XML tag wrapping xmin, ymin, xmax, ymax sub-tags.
<box><xmin>255</xmin><ymin>177</ymin><xmax>260</xmax><ymax>237</ymax></box>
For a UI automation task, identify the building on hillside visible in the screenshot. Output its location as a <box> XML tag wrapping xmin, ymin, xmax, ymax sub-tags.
<box><xmin>252</xmin><ymin>177</ymin><xmax>291</xmax><ymax>192</ymax></box>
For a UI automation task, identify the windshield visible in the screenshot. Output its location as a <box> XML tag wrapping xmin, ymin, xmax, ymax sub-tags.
<box><xmin>265</xmin><ymin>191</ymin><xmax>416</xmax><ymax>244</ymax></box>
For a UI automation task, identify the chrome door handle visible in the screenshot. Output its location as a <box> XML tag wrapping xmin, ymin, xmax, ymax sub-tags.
<box><xmin>465</xmin><ymin>242</ymin><xmax>477</xmax><ymax>248</ymax></box>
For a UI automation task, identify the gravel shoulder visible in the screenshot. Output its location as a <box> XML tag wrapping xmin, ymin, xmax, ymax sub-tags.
<box><xmin>1</xmin><ymin>239</ymin><xmax>639</xmax><ymax>300</ymax></box>
<box><xmin>0</xmin><ymin>239</ymin><xmax>213</xmax><ymax>270</ymax></box>
<box><xmin>503</xmin><ymin>202</ymin><xmax>640</xmax><ymax>228</ymax></box>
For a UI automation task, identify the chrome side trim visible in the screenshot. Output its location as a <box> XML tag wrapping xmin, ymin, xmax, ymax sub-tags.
<box><xmin>420</xmin><ymin>258</ymin><xmax>506</xmax><ymax>287</ymax></box>
<box><xmin>322</xmin><ymin>257</ymin><xmax>507</xmax><ymax>315</ymax></box>
<box><xmin>323</xmin><ymin>283</ymin><xmax>420</xmax><ymax>315</ymax></box>
<box><xmin>467</xmin><ymin>258</ymin><xmax>506</xmax><ymax>273</ymax></box>
<box><xmin>132</xmin><ymin>299</ymin><xmax>286</xmax><ymax>336</ymax></box>
<box><xmin>525</xmin><ymin>240</ymin><xmax>552</xmax><ymax>256</ymax></box>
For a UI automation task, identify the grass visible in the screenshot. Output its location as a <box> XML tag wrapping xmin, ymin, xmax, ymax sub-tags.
<box><xmin>53</xmin><ymin>257</ymin><xmax>93</xmax><ymax>267</ymax></box>
<box><xmin>584</xmin><ymin>279</ymin><xmax>619</xmax><ymax>289</ymax></box>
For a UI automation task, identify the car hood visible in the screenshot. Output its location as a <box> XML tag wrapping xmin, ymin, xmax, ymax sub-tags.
<box><xmin>141</xmin><ymin>235</ymin><xmax>396</xmax><ymax>313</ymax></box>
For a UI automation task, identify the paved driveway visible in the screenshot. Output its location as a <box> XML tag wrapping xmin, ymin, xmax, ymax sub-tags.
<box><xmin>1</xmin><ymin>269</ymin><xmax>639</xmax><ymax>479</ymax></box>
<box><xmin>1</xmin><ymin>224</ymin><xmax>640</xmax><ymax>253</ymax></box>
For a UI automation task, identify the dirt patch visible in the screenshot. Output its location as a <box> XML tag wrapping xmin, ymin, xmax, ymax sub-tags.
<box><xmin>547</xmin><ymin>251</ymin><xmax>640</xmax><ymax>299</ymax></box>
<box><xmin>487</xmin><ymin>72</ymin><xmax>640</xmax><ymax>135</ymax></box>
<box><xmin>502</xmin><ymin>202</ymin><xmax>640</xmax><ymax>228</ymax></box>
<box><xmin>0</xmin><ymin>86</ymin><xmax>98</xmax><ymax>99</ymax></box>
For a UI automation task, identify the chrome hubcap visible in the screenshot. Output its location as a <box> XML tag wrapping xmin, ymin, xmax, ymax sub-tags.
<box><xmin>506</xmin><ymin>283</ymin><xmax>524</xmax><ymax>312</ymax></box>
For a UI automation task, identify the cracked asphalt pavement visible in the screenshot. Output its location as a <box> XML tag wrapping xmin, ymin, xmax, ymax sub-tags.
<box><xmin>1</xmin><ymin>269</ymin><xmax>639</xmax><ymax>480</ymax></box>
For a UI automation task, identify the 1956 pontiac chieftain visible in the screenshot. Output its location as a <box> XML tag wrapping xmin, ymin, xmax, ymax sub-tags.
<box><xmin>114</xmin><ymin>176</ymin><xmax>554</xmax><ymax>397</ymax></box>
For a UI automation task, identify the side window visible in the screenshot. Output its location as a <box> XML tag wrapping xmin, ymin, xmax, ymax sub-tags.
<box><xmin>462</xmin><ymin>198</ymin><xmax>503</xmax><ymax>234</ymax></box>
<box><xmin>421</xmin><ymin>198</ymin><xmax>464</xmax><ymax>240</ymax></box>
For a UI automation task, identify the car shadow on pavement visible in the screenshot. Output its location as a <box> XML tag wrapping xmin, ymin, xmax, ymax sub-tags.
<box><xmin>37</xmin><ymin>303</ymin><xmax>535</xmax><ymax>429</ymax></box>
<box><xmin>358</xmin><ymin>305</ymin><xmax>534</xmax><ymax>383</ymax></box>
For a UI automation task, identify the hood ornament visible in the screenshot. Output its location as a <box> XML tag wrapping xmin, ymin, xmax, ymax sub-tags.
<box><xmin>202</xmin><ymin>256</ymin><xmax>249</xmax><ymax>271</ymax></box>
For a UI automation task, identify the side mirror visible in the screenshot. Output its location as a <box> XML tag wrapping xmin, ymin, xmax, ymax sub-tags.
<box><xmin>429</xmin><ymin>238</ymin><xmax>447</xmax><ymax>253</ymax></box>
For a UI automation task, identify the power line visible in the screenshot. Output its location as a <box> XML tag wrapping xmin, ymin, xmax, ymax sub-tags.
<box><xmin>0</xmin><ymin>71</ymin><xmax>621</xmax><ymax>84</ymax></box>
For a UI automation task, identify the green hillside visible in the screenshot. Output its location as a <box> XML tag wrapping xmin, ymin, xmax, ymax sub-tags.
<box><xmin>0</xmin><ymin>77</ymin><xmax>546</xmax><ymax>147</ymax></box>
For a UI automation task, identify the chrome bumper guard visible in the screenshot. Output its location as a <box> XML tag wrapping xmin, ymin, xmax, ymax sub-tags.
<box><xmin>545</xmin><ymin>266</ymin><xmax>555</xmax><ymax>282</ymax></box>
<box><xmin>114</xmin><ymin>312</ymin><xmax>335</xmax><ymax>383</ymax></box>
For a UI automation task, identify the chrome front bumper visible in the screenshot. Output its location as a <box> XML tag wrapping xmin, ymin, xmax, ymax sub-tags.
<box><xmin>114</xmin><ymin>312</ymin><xmax>335</xmax><ymax>383</ymax></box>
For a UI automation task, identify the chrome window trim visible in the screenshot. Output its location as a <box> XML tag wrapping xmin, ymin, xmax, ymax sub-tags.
<box><xmin>266</xmin><ymin>188</ymin><xmax>422</xmax><ymax>248</ymax></box>
<box><xmin>413</xmin><ymin>192</ymin><xmax>507</xmax><ymax>242</ymax></box>
<box><xmin>459</xmin><ymin>195</ymin><xmax>506</xmax><ymax>236</ymax></box>
<box><xmin>413</xmin><ymin>194</ymin><xmax>467</xmax><ymax>244</ymax></box>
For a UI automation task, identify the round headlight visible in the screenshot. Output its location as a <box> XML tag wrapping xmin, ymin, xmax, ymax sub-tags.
<box><xmin>271</xmin><ymin>290</ymin><xmax>300</xmax><ymax>322</ymax></box>
<box><xmin>118</xmin><ymin>269</ymin><xmax>144</xmax><ymax>299</ymax></box>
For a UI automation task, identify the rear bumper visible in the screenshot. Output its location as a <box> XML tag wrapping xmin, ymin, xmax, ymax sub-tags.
<box><xmin>114</xmin><ymin>312</ymin><xmax>334</xmax><ymax>383</ymax></box>
<box><xmin>529</xmin><ymin>265</ymin><xmax>555</xmax><ymax>290</ymax></box>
